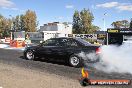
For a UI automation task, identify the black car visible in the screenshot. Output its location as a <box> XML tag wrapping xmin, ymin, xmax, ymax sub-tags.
<box><xmin>24</xmin><ymin>37</ymin><xmax>100</xmax><ymax>67</ymax></box>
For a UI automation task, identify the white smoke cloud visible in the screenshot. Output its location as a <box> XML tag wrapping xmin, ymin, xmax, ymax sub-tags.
<box><xmin>94</xmin><ymin>44</ymin><xmax>132</xmax><ymax>74</ymax></box>
<box><xmin>78</xmin><ymin>52</ymin><xmax>99</xmax><ymax>62</ymax></box>
<box><xmin>79</xmin><ymin>42</ymin><xmax>132</xmax><ymax>74</ymax></box>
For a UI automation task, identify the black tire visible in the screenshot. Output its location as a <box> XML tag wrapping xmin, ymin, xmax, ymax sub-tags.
<box><xmin>24</xmin><ymin>50</ymin><xmax>35</xmax><ymax>60</ymax></box>
<box><xmin>69</xmin><ymin>54</ymin><xmax>83</xmax><ymax>67</ymax></box>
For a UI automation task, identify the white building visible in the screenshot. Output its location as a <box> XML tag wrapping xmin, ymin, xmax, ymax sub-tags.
<box><xmin>38</xmin><ymin>22</ymin><xmax>72</xmax><ymax>34</ymax></box>
<box><xmin>24</xmin><ymin>22</ymin><xmax>72</xmax><ymax>43</ymax></box>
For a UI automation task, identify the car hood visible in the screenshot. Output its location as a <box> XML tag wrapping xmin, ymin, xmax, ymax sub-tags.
<box><xmin>26</xmin><ymin>44</ymin><xmax>41</xmax><ymax>50</ymax></box>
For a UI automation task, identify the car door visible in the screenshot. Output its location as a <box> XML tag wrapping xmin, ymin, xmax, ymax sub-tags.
<box><xmin>52</xmin><ymin>38</ymin><xmax>82</xmax><ymax>59</ymax></box>
<box><xmin>36</xmin><ymin>38</ymin><xmax>59</xmax><ymax>59</ymax></box>
<box><xmin>43</xmin><ymin>38</ymin><xmax>71</xmax><ymax>59</ymax></box>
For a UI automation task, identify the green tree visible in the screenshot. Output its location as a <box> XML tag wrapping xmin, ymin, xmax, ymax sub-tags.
<box><xmin>19</xmin><ymin>14</ymin><xmax>25</xmax><ymax>31</ymax></box>
<box><xmin>24</xmin><ymin>10</ymin><xmax>37</xmax><ymax>32</ymax></box>
<box><xmin>72</xmin><ymin>10</ymin><xmax>82</xmax><ymax>34</ymax></box>
<box><xmin>111</xmin><ymin>20</ymin><xmax>129</xmax><ymax>28</ymax></box>
<box><xmin>91</xmin><ymin>25</ymin><xmax>100</xmax><ymax>32</ymax></box>
<box><xmin>122</xmin><ymin>20</ymin><xmax>129</xmax><ymax>28</ymax></box>
<box><xmin>12</xmin><ymin>15</ymin><xmax>20</xmax><ymax>31</ymax></box>
<box><xmin>72</xmin><ymin>8</ymin><xmax>98</xmax><ymax>34</ymax></box>
<box><xmin>0</xmin><ymin>10</ymin><xmax>38</xmax><ymax>38</ymax></box>
<box><xmin>0</xmin><ymin>14</ymin><xmax>4</xmax><ymax>33</ymax></box>
<box><xmin>111</xmin><ymin>21</ymin><xmax>122</xmax><ymax>28</ymax></box>
<box><xmin>80</xmin><ymin>8</ymin><xmax>94</xmax><ymax>34</ymax></box>
<box><xmin>0</xmin><ymin>18</ymin><xmax>12</xmax><ymax>38</ymax></box>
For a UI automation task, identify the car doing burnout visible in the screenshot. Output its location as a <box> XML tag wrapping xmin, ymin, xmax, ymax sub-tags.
<box><xmin>24</xmin><ymin>37</ymin><xmax>100</xmax><ymax>67</ymax></box>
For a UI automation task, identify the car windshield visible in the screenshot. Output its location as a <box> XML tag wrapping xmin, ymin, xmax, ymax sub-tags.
<box><xmin>41</xmin><ymin>38</ymin><xmax>59</xmax><ymax>46</ymax></box>
<box><xmin>75</xmin><ymin>38</ymin><xmax>92</xmax><ymax>46</ymax></box>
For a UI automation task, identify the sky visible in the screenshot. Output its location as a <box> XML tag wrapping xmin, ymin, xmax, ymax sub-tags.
<box><xmin>0</xmin><ymin>0</ymin><xmax>132</xmax><ymax>31</ymax></box>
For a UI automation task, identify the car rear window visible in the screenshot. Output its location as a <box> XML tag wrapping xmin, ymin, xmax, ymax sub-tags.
<box><xmin>75</xmin><ymin>38</ymin><xmax>92</xmax><ymax>46</ymax></box>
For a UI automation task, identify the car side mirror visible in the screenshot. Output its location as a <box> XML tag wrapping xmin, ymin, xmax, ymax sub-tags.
<box><xmin>39</xmin><ymin>41</ymin><xmax>44</xmax><ymax>46</ymax></box>
<box><xmin>40</xmin><ymin>41</ymin><xmax>43</xmax><ymax>43</ymax></box>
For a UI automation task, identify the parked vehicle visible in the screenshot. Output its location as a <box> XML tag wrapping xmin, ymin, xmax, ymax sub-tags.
<box><xmin>24</xmin><ymin>37</ymin><xmax>100</xmax><ymax>67</ymax></box>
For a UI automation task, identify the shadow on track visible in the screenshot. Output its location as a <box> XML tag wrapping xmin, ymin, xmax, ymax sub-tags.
<box><xmin>19</xmin><ymin>56</ymin><xmax>70</xmax><ymax>67</ymax></box>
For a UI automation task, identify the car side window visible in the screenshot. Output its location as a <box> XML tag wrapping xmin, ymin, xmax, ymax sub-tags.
<box><xmin>43</xmin><ymin>39</ymin><xmax>59</xmax><ymax>46</ymax></box>
<box><xmin>59</xmin><ymin>39</ymin><xmax>69</xmax><ymax>46</ymax></box>
<box><xmin>69</xmin><ymin>39</ymin><xmax>78</xmax><ymax>47</ymax></box>
<box><xmin>59</xmin><ymin>39</ymin><xmax>78</xmax><ymax>47</ymax></box>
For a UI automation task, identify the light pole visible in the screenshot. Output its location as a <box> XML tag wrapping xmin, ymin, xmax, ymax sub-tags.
<box><xmin>103</xmin><ymin>13</ymin><xmax>107</xmax><ymax>31</ymax></box>
<box><xmin>103</xmin><ymin>13</ymin><xmax>109</xmax><ymax>45</ymax></box>
<box><xmin>9</xmin><ymin>15</ymin><xmax>13</xmax><ymax>40</ymax></box>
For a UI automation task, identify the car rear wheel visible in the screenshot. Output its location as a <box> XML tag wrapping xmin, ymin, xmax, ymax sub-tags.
<box><xmin>25</xmin><ymin>50</ymin><xmax>35</xmax><ymax>60</ymax></box>
<box><xmin>69</xmin><ymin>54</ymin><xmax>83</xmax><ymax>67</ymax></box>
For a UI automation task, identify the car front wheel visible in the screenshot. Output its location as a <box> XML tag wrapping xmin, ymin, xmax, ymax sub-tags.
<box><xmin>69</xmin><ymin>54</ymin><xmax>83</xmax><ymax>67</ymax></box>
<box><xmin>25</xmin><ymin>50</ymin><xmax>35</xmax><ymax>60</ymax></box>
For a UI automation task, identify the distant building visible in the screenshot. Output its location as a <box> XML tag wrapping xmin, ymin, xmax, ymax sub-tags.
<box><xmin>38</xmin><ymin>22</ymin><xmax>72</xmax><ymax>34</ymax></box>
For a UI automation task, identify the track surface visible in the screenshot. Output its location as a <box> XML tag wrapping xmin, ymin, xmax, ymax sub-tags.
<box><xmin>0</xmin><ymin>48</ymin><xmax>132</xmax><ymax>88</ymax></box>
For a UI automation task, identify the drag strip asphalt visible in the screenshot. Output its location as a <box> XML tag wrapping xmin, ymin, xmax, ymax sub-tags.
<box><xmin>0</xmin><ymin>48</ymin><xmax>132</xmax><ymax>88</ymax></box>
<box><xmin>0</xmin><ymin>49</ymin><xmax>81</xmax><ymax>80</ymax></box>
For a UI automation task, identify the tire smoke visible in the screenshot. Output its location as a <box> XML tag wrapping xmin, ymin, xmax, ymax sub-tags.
<box><xmin>95</xmin><ymin>44</ymin><xmax>132</xmax><ymax>74</ymax></box>
<box><xmin>80</xmin><ymin>43</ymin><xmax>132</xmax><ymax>74</ymax></box>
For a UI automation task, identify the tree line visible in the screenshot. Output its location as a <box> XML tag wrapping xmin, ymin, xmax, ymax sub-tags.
<box><xmin>72</xmin><ymin>8</ymin><xmax>132</xmax><ymax>34</ymax></box>
<box><xmin>111</xmin><ymin>20</ymin><xmax>131</xmax><ymax>28</ymax></box>
<box><xmin>0</xmin><ymin>10</ymin><xmax>37</xmax><ymax>38</ymax></box>
<box><xmin>1</xmin><ymin>8</ymin><xmax>132</xmax><ymax>38</ymax></box>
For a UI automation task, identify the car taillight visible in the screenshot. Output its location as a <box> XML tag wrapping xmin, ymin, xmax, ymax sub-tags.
<box><xmin>96</xmin><ymin>48</ymin><xmax>101</xmax><ymax>54</ymax></box>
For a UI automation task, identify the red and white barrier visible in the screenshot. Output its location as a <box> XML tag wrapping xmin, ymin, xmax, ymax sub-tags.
<box><xmin>5</xmin><ymin>37</ymin><xmax>11</xmax><ymax>43</ymax></box>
